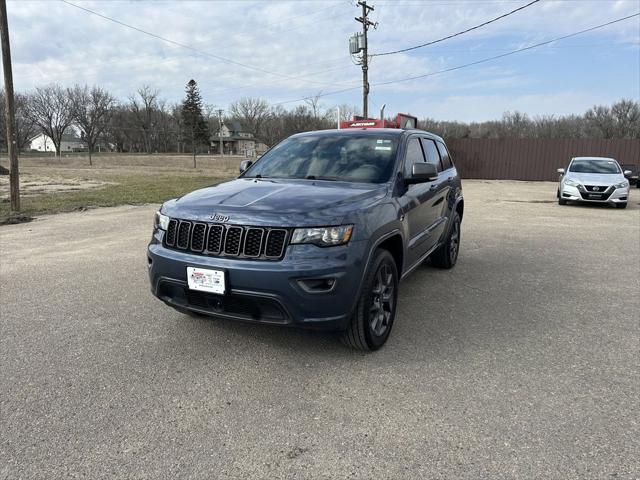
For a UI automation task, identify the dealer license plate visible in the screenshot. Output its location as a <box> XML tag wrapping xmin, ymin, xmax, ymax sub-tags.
<box><xmin>186</xmin><ymin>267</ymin><xmax>226</xmax><ymax>294</ymax></box>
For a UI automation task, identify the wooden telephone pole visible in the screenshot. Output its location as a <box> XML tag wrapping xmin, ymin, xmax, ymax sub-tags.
<box><xmin>355</xmin><ymin>1</ymin><xmax>376</xmax><ymax>118</ymax></box>
<box><xmin>0</xmin><ymin>0</ymin><xmax>19</xmax><ymax>212</ymax></box>
<box><xmin>217</xmin><ymin>109</ymin><xmax>224</xmax><ymax>156</ymax></box>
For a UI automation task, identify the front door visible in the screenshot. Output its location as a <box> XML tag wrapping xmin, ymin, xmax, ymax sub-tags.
<box><xmin>397</xmin><ymin>136</ymin><xmax>441</xmax><ymax>267</ymax></box>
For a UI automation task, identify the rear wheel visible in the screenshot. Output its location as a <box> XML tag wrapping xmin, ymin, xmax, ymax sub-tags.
<box><xmin>430</xmin><ymin>212</ymin><xmax>461</xmax><ymax>269</ymax></box>
<box><xmin>341</xmin><ymin>249</ymin><xmax>398</xmax><ymax>351</ymax></box>
<box><xmin>616</xmin><ymin>202</ymin><xmax>627</xmax><ymax>209</ymax></box>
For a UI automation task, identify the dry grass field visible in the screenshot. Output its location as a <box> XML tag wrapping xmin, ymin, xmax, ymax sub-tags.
<box><xmin>0</xmin><ymin>154</ymin><xmax>243</xmax><ymax>219</ymax></box>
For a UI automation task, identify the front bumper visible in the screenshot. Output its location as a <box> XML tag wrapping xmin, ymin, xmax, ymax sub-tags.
<box><xmin>147</xmin><ymin>230</ymin><xmax>369</xmax><ymax>331</ymax></box>
<box><xmin>560</xmin><ymin>184</ymin><xmax>629</xmax><ymax>204</ymax></box>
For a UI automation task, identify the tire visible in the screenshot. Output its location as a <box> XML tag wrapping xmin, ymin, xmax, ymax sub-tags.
<box><xmin>558</xmin><ymin>197</ymin><xmax>568</xmax><ymax>205</ymax></box>
<box><xmin>340</xmin><ymin>249</ymin><xmax>398</xmax><ymax>351</ymax></box>
<box><xmin>616</xmin><ymin>202</ymin><xmax>627</xmax><ymax>209</ymax></box>
<box><xmin>430</xmin><ymin>212</ymin><xmax>461</xmax><ymax>269</ymax></box>
<box><xmin>556</xmin><ymin>188</ymin><xmax>560</xmax><ymax>199</ymax></box>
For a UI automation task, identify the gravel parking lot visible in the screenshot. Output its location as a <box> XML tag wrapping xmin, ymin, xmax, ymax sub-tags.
<box><xmin>1</xmin><ymin>180</ymin><xmax>638</xmax><ymax>479</ymax></box>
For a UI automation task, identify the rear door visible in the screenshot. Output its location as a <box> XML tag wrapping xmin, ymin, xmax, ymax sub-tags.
<box><xmin>421</xmin><ymin>137</ymin><xmax>449</xmax><ymax>243</ymax></box>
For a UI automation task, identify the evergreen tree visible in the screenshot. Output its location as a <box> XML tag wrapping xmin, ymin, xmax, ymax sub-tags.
<box><xmin>181</xmin><ymin>79</ymin><xmax>209</xmax><ymax>167</ymax></box>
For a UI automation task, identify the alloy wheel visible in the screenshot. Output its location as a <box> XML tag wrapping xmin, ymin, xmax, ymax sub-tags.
<box><xmin>450</xmin><ymin>221</ymin><xmax>460</xmax><ymax>263</ymax></box>
<box><xmin>369</xmin><ymin>263</ymin><xmax>395</xmax><ymax>337</ymax></box>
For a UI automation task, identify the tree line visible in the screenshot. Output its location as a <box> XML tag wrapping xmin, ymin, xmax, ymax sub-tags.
<box><xmin>1</xmin><ymin>80</ymin><xmax>638</xmax><ymax>162</ymax></box>
<box><xmin>420</xmin><ymin>100</ymin><xmax>640</xmax><ymax>140</ymax></box>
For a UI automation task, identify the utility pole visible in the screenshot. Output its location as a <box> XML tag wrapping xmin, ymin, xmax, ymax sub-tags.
<box><xmin>0</xmin><ymin>0</ymin><xmax>19</xmax><ymax>212</ymax></box>
<box><xmin>216</xmin><ymin>109</ymin><xmax>224</xmax><ymax>157</ymax></box>
<box><xmin>355</xmin><ymin>1</ymin><xmax>376</xmax><ymax>118</ymax></box>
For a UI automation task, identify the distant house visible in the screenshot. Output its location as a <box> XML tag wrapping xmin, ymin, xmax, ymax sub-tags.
<box><xmin>255</xmin><ymin>142</ymin><xmax>269</xmax><ymax>155</ymax></box>
<box><xmin>30</xmin><ymin>133</ymin><xmax>87</xmax><ymax>153</ymax></box>
<box><xmin>211</xmin><ymin>121</ymin><xmax>258</xmax><ymax>156</ymax></box>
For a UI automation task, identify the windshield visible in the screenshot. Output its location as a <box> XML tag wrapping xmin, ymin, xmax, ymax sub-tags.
<box><xmin>244</xmin><ymin>134</ymin><xmax>399</xmax><ymax>184</ymax></box>
<box><xmin>569</xmin><ymin>159</ymin><xmax>620</xmax><ymax>174</ymax></box>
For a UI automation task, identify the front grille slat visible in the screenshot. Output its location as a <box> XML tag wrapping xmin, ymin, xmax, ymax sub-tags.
<box><xmin>224</xmin><ymin>226</ymin><xmax>243</xmax><ymax>255</ymax></box>
<box><xmin>190</xmin><ymin>223</ymin><xmax>206</xmax><ymax>252</ymax></box>
<box><xmin>206</xmin><ymin>225</ymin><xmax>224</xmax><ymax>254</ymax></box>
<box><xmin>265</xmin><ymin>229</ymin><xmax>287</xmax><ymax>258</ymax></box>
<box><xmin>176</xmin><ymin>221</ymin><xmax>191</xmax><ymax>249</ymax></box>
<box><xmin>164</xmin><ymin>219</ymin><xmax>287</xmax><ymax>261</ymax></box>
<box><xmin>243</xmin><ymin>228</ymin><xmax>264</xmax><ymax>257</ymax></box>
<box><xmin>165</xmin><ymin>219</ymin><xmax>178</xmax><ymax>246</ymax></box>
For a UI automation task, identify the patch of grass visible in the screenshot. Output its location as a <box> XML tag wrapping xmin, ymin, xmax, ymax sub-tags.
<box><xmin>0</xmin><ymin>173</ymin><xmax>230</xmax><ymax>217</ymax></box>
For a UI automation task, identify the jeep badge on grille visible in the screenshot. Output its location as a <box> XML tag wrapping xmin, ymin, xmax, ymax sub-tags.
<box><xmin>210</xmin><ymin>214</ymin><xmax>229</xmax><ymax>222</ymax></box>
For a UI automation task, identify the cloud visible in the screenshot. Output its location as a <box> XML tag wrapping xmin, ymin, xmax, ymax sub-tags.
<box><xmin>5</xmin><ymin>0</ymin><xmax>639</xmax><ymax>120</ymax></box>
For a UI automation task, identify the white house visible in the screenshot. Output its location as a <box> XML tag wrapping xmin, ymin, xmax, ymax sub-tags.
<box><xmin>210</xmin><ymin>121</ymin><xmax>257</xmax><ymax>156</ymax></box>
<box><xmin>30</xmin><ymin>133</ymin><xmax>87</xmax><ymax>153</ymax></box>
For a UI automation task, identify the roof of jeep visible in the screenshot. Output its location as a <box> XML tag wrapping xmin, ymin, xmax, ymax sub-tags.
<box><xmin>290</xmin><ymin>128</ymin><xmax>444</xmax><ymax>143</ymax></box>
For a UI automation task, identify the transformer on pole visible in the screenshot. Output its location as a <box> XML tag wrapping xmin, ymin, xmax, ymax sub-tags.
<box><xmin>350</xmin><ymin>1</ymin><xmax>377</xmax><ymax>119</ymax></box>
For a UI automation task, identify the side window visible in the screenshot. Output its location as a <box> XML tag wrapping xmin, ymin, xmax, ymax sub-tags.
<box><xmin>403</xmin><ymin>137</ymin><xmax>425</xmax><ymax>177</ymax></box>
<box><xmin>421</xmin><ymin>138</ymin><xmax>442</xmax><ymax>172</ymax></box>
<box><xmin>436</xmin><ymin>141</ymin><xmax>453</xmax><ymax>170</ymax></box>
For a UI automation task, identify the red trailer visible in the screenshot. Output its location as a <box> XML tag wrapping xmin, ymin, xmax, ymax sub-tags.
<box><xmin>339</xmin><ymin>113</ymin><xmax>418</xmax><ymax>130</ymax></box>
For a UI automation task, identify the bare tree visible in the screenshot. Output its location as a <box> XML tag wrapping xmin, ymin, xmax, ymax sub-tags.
<box><xmin>336</xmin><ymin>103</ymin><xmax>360</xmax><ymax>122</ymax></box>
<box><xmin>229</xmin><ymin>97</ymin><xmax>269</xmax><ymax>140</ymax></box>
<box><xmin>26</xmin><ymin>84</ymin><xmax>74</xmax><ymax>156</ymax></box>
<box><xmin>129</xmin><ymin>85</ymin><xmax>159</xmax><ymax>153</ymax></box>
<box><xmin>610</xmin><ymin>99</ymin><xmax>640</xmax><ymax>138</ymax></box>
<box><xmin>304</xmin><ymin>93</ymin><xmax>322</xmax><ymax>120</ymax></box>
<box><xmin>584</xmin><ymin>105</ymin><xmax>617</xmax><ymax>139</ymax></box>
<box><xmin>68</xmin><ymin>84</ymin><xmax>116</xmax><ymax>165</ymax></box>
<box><xmin>0</xmin><ymin>92</ymin><xmax>38</xmax><ymax>151</ymax></box>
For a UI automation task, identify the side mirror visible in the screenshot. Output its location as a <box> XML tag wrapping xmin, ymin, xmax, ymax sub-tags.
<box><xmin>623</xmin><ymin>170</ymin><xmax>632</xmax><ymax>177</ymax></box>
<box><xmin>557</xmin><ymin>168</ymin><xmax>565</xmax><ymax>174</ymax></box>
<box><xmin>239</xmin><ymin>159</ymin><xmax>253</xmax><ymax>174</ymax></box>
<box><xmin>406</xmin><ymin>162</ymin><xmax>438</xmax><ymax>184</ymax></box>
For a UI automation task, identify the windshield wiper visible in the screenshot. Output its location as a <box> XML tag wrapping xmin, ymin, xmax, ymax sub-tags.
<box><xmin>305</xmin><ymin>175</ymin><xmax>338</xmax><ymax>181</ymax></box>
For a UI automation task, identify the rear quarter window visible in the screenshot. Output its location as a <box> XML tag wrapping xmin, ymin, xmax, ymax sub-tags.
<box><xmin>436</xmin><ymin>141</ymin><xmax>453</xmax><ymax>170</ymax></box>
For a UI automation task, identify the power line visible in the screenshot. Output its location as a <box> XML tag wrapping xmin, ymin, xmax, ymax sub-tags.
<box><xmin>372</xmin><ymin>12</ymin><xmax>640</xmax><ymax>86</ymax></box>
<box><xmin>59</xmin><ymin>0</ymin><xmax>357</xmax><ymax>89</ymax></box>
<box><xmin>371</xmin><ymin>0</ymin><xmax>541</xmax><ymax>57</ymax></box>
<box><xmin>272</xmin><ymin>12</ymin><xmax>640</xmax><ymax>105</ymax></box>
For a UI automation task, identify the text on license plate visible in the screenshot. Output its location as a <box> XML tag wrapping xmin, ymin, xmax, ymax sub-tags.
<box><xmin>187</xmin><ymin>267</ymin><xmax>225</xmax><ymax>294</ymax></box>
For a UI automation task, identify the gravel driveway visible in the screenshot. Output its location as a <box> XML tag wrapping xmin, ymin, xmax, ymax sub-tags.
<box><xmin>1</xmin><ymin>181</ymin><xmax>638</xmax><ymax>479</ymax></box>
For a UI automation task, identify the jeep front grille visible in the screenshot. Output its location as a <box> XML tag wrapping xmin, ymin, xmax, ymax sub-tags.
<box><xmin>164</xmin><ymin>219</ymin><xmax>289</xmax><ymax>260</ymax></box>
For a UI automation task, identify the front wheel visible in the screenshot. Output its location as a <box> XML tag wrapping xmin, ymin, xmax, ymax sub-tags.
<box><xmin>341</xmin><ymin>249</ymin><xmax>398</xmax><ymax>351</ymax></box>
<box><xmin>616</xmin><ymin>202</ymin><xmax>627</xmax><ymax>209</ymax></box>
<box><xmin>558</xmin><ymin>197</ymin><xmax>568</xmax><ymax>205</ymax></box>
<box><xmin>430</xmin><ymin>212</ymin><xmax>461</xmax><ymax>269</ymax></box>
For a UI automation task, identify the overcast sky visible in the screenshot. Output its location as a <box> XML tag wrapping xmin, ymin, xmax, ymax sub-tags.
<box><xmin>5</xmin><ymin>0</ymin><xmax>640</xmax><ymax>121</ymax></box>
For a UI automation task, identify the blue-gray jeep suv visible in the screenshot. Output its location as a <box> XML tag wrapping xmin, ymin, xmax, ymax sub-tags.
<box><xmin>148</xmin><ymin>128</ymin><xmax>463</xmax><ymax>350</ymax></box>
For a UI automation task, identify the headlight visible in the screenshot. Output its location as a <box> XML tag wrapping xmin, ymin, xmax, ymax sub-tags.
<box><xmin>615</xmin><ymin>180</ymin><xmax>629</xmax><ymax>189</ymax></box>
<box><xmin>154</xmin><ymin>211</ymin><xmax>170</xmax><ymax>231</ymax></box>
<box><xmin>291</xmin><ymin>225</ymin><xmax>353</xmax><ymax>247</ymax></box>
<box><xmin>564</xmin><ymin>178</ymin><xmax>580</xmax><ymax>187</ymax></box>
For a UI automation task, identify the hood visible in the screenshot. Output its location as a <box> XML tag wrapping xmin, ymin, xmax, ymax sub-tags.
<box><xmin>565</xmin><ymin>172</ymin><xmax>625</xmax><ymax>185</ymax></box>
<box><xmin>161</xmin><ymin>177</ymin><xmax>389</xmax><ymax>227</ymax></box>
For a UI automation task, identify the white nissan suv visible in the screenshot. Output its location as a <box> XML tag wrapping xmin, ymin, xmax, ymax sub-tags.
<box><xmin>557</xmin><ymin>157</ymin><xmax>631</xmax><ymax>209</ymax></box>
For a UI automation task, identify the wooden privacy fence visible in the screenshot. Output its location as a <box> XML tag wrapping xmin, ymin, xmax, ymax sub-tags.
<box><xmin>447</xmin><ymin>138</ymin><xmax>640</xmax><ymax>181</ymax></box>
